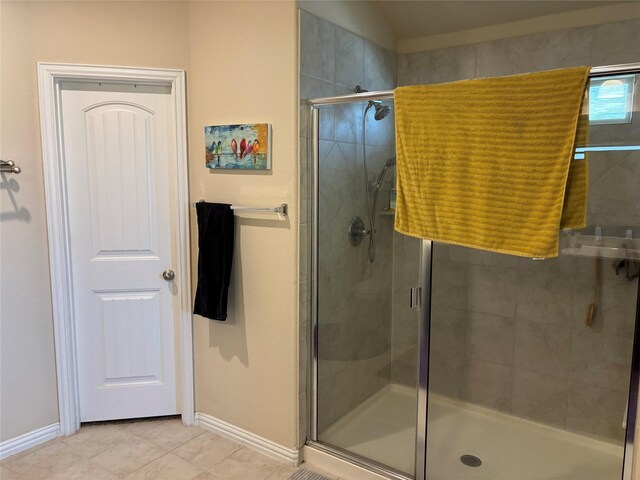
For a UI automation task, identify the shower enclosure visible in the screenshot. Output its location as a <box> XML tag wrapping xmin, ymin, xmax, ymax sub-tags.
<box><xmin>305</xmin><ymin>63</ymin><xmax>640</xmax><ymax>480</ymax></box>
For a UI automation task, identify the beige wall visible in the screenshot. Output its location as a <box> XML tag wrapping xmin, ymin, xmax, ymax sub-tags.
<box><xmin>0</xmin><ymin>0</ymin><xmax>299</xmax><ymax>449</ymax></box>
<box><xmin>187</xmin><ymin>1</ymin><xmax>299</xmax><ymax>448</ymax></box>
<box><xmin>0</xmin><ymin>0</ymin><xmax>190</xmax><ymax>442</ymax></box>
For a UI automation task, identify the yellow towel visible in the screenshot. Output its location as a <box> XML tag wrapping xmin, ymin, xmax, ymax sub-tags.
<box><xmin>394</xmin><ymin>67</ymin><xmax>590</xmax><ymax>258</ymax></box>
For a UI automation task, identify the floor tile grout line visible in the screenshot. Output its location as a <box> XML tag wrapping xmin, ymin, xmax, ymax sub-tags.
<box><xmin>77</xmin><ymin>425</ymin><xmax>182</xmax><ymax>478</ymax></box>
<box><xmin>2</xmin><ymin>422</ymin><xmax>301</xmax><ymax>480</ymax></box>
<box><xmin>165</xmin><ymin>429</ymin><xmax>244</xmax><ymax>472</ymax></box>
<box><xmin>123</xmin><ymin>451</ymin><xmax>208</xmax><ymax>480</ymax></box>
<box><xmin>209</xmin><ymin>444</ymin><xmax>245</xmax><ymax>469</ymax></box>
<box><xmin>131</xmin><ymin>423</ymin><xmax>207</xmax><ymax>452</ymax></box>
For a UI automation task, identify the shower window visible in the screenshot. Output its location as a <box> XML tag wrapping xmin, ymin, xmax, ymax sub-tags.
<box><xmin>589</xmin><ymin>74</ymin><xmax>635</xmax><ymax>124</ymax></box>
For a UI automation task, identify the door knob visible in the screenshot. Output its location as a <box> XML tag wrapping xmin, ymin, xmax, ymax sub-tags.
<box><xmin>162</xmin><ymin>269</ymin><xmax>175</xmax><ymax>281</ymax></box>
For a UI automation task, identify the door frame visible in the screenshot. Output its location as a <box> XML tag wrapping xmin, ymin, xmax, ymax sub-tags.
<box><xmin>37</xmin><ymin>63</ymin><xmax>193</xmax><ymax>435</ymax></box>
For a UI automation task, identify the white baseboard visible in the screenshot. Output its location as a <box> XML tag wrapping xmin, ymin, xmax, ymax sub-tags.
<box><xmin>195</xmin><ymin>412</ymin><xmax>300</xmax><ymax>466</ymax></box>
<box><xmin>0</xmin><ymin>423</ymin><xmax>60</xmax><ymax>460</ymax></box>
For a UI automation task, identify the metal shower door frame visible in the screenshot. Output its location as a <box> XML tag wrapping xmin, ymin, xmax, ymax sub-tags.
<box><xmin>305</xmin><ymin>62</ymin><xmax>640</xmax><ymax>480</ymax></box>
<box><xmin>307</xmin><ymin>93</ymin><xmax>430</xmax><ymax>480</ymax></box>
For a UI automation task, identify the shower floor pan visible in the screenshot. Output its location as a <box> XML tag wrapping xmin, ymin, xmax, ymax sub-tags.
<box><xmin>320</xmin><ymin>384</ymin><xmax>623</xmax><ymax>479</ymax></box>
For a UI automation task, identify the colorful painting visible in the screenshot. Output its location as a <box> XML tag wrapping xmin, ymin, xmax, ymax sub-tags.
<box><xmin>204</xmin><ymin>123</ymin><xmax>271</xmax><ymax>170</ymax></box>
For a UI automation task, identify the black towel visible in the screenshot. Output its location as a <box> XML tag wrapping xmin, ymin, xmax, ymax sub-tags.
<box><xmin>193</xmin><ymin>202</ymin><xmax>234</xmax><ymax>321</ymax></box>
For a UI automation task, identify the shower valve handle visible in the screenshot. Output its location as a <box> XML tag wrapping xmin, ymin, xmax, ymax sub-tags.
<box><xmin>348</xmin><ymin>217</ymin><xmax>370</xmax><ymax>246</ymax></box>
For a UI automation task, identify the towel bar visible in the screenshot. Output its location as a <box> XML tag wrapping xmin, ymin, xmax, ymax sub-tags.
<box><xmin>192</xmin><ymin>200</ymin><xmax>288</xmax><ymax>218</ymax></box>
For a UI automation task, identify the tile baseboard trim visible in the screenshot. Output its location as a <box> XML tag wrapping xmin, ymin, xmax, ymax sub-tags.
<box><xmin>302</xmin><ymin>445</ymin><xmax>389</xmax><ymax>480</ymax></box>
<box><xmin>0</xmin><ymin>423</ymin><xmax>60</xmax><ymax>460</ymax></box>
<box><xmin>195</xmin><ymin>412</ymin><xmax>300</xmax><ymax>466</ymax></box>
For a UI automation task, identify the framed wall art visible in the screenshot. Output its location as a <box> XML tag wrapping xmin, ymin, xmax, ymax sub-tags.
<box><xmin>204</xmin><ymin>123</ymin><xmax>271</xmax><ymax>170</ymax></box>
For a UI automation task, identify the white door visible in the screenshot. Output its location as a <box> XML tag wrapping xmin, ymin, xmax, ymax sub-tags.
<box><xmin>60</xmin><ymin>81</ymin><xmax>179</xmax><ymax>421</ymax></box>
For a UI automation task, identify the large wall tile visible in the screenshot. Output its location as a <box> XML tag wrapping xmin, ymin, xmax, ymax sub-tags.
<box><xmin>432</xmin><ymin>243</ymin><xmax>452</xmax><ymax>263</ymax></box>
<box><xmin>588</xmin><ymin>152</ymin><xmax>640</xmax><ymax>227</ymax></box>
<box><xmin>467</xmin><ymin>265</ymin><xmax>518</xmax><ymax>317</ymax></box>
<box><xmin>429</xmin><ymin>348</ymin><xmax>465</xmax><ymax>399</ymax></box>
<box><xmin>514</xmin><ymin>321</ymin><xmax>571</xmax><ymax>378</ymax></box>
<box><xmin>428</xmin><ymin>44</ymin><xmax>477</xmax><ymax>84</ymax></box>
<box><xmin>590</xmin><ymin>19</ymin><xmax>640</xmax><ymax>66</ymax></box>
<box><xmin>301</xmin><ymin>9</ymin><xmax>397</xmax><ymax>434</ymax></box>
<box><xmin>512</xmin><ymin>370</ymin><xmax>568</xmax><ymax>428</ymax></box>
<box><xmin>318</xmin><ymin>105</ymin><xmax>335</xmax><ymax>141</ymax></box>
<box><xmin>566</xmin><ymin>381</ymin><xmax>628</xmax><ymax>441</ymax></box>
<box><xmin>391</xmin><ymin>299</ymin><xmax>419</xmax><ymax>345</ymax></box>
<box><xmin>465</xmin><ymin>311</ymin><xmax>515</xmax><ymax>366</ymax></box>
<box><xmin>318</xmin><ymin>353</ymin><xmax>390</xmax><ymax>432</ymax></box>
<box><xmin>569</xmin><ymin>331</ymin><xmax>633</xmax><ymax>391</ymax></box>
<box><xmin>430</xmin><ymin>307</ymin><xmax>467</xmax><ymax>355</ymax></box>
<box><xmin>586</xmin><ymin>151</ymin><xmax>625</xmax><ymax>186</ymax></box>
<box><xmin>300</xmin><ymin>10</ymin><xmax>335</xmax><ymax>81</ymax></box>
<box><xmin>519</xmin><ymin>253</ymin><xmax>576</xmax><ymax>276</ymax></box>
<box><xmin>397</xmin><ymin>51</ymin><xmax>430</xmax><ymax>86</ymax></box>
<box><xmin>446</xmin><ymin>244</ymin><xmax>469</xmax><ymax>263</ymax></box>
<box><xmin>595</xmin><ymin>279</ymin><xmax>638</xmax><ymax>339</ymax></box>
<box><xmin>364</xmin><ymin>40</ymin><xmax>397</xmax><ymax>91</ymax></box>
<box><xmin>335</xmin><ymin>27</ymin><xmax>364</xmax><ymax>89</ymax></box>
<box><xmin>334</xmin><ymin>101</ymin><xmax>363</xmax><ymax>143</ymax></box>
<box><xmin>394</xmin><ymin>233</ymin><xmax>422</xmax><ymax>277</ymax></box>
<box><xmin>390</xmin><ymin>342</ymin><xmax>418</xmax><ymax>387</ymax></box>
<box><xmin>432</xmin><ymin>260</ymin><xmax>469</xmax><ymax>309</ymax></box>
<box><xmin>398</xmin><ymin>43</ymin><xmax>476</xmax><ymax>86</ymax></box>
<box><xmin>589</xmin><ymin>115</ymin><xmax>640</xmax><ymax>148</ymax></box>
<box><xmin>300</xmin><ymin>74</ymin><xmax>335</xmax><ymax>100</ymax></box>
<box><xmin>467</xmin><ymin>249</ymin><xmax>519</xmax><ymax>268</ymax></box>
<box><xmin>462</xmin><ymin>359</ymin><xmax>513</xmax><ymax>412</ymax></box>
<box><xmin>476</xmin><ymin>26</ymin><xmax>593</xmax><ymax>77</ymax></box>
<box><xmin>573</xmin><ymin>278</ymin><xmax>638</xmax><ymax>339</ymax></box>
<box><xmin>516</xmin><ymin>260</ymin><xmax>575</xmax><ymax>326</ymax></box>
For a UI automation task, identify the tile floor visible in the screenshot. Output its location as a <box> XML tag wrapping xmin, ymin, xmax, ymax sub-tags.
<box><xmin>1</xmin><ymin>419</ymin><xmax>338</xmax><ymax>480</ymax></box>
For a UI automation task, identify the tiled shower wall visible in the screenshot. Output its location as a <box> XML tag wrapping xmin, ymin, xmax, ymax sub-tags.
<box><xmin>298</xmin><ymin>9</ymin><xmax>397</xmax><ymax>434</ymax></box>
<box><xmin>392</xmin><ymin>18</ymin><xmax>640</xmax><ymax>442</ymax></box>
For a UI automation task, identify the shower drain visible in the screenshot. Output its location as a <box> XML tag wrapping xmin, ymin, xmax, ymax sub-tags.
<box><xmin>460</xmin><ymin>454</ymin><xmax>482</xmax><ymax>467</ymax></box>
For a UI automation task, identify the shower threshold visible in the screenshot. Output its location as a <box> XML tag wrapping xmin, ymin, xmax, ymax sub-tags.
<box><xmin>319</xmin><ymin>383</ymin><xmax>623</xmax><ymax>480</ymax></box>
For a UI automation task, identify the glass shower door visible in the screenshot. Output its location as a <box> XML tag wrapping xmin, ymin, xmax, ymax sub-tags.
<box><xmin>424</xmin><ymin>71</ymin><xmax>640</xmax><ymax>480</ymax></box>
<box><xmin>312</xmin><ymin>100</ymin><xmax>422</xmax><ymax>478</ymax></box>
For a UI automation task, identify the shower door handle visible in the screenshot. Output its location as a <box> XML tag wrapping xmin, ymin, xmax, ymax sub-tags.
<box><xmin>409</xmin><ymin>287</ymin><xmax>422</xmax><ymax>309</ymax></box>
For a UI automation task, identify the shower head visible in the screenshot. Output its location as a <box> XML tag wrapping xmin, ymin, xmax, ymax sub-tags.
<box><xmin>368</xmin><ymin>100</ymin><xmax>391</xmax><ymax>121</ymax></box>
